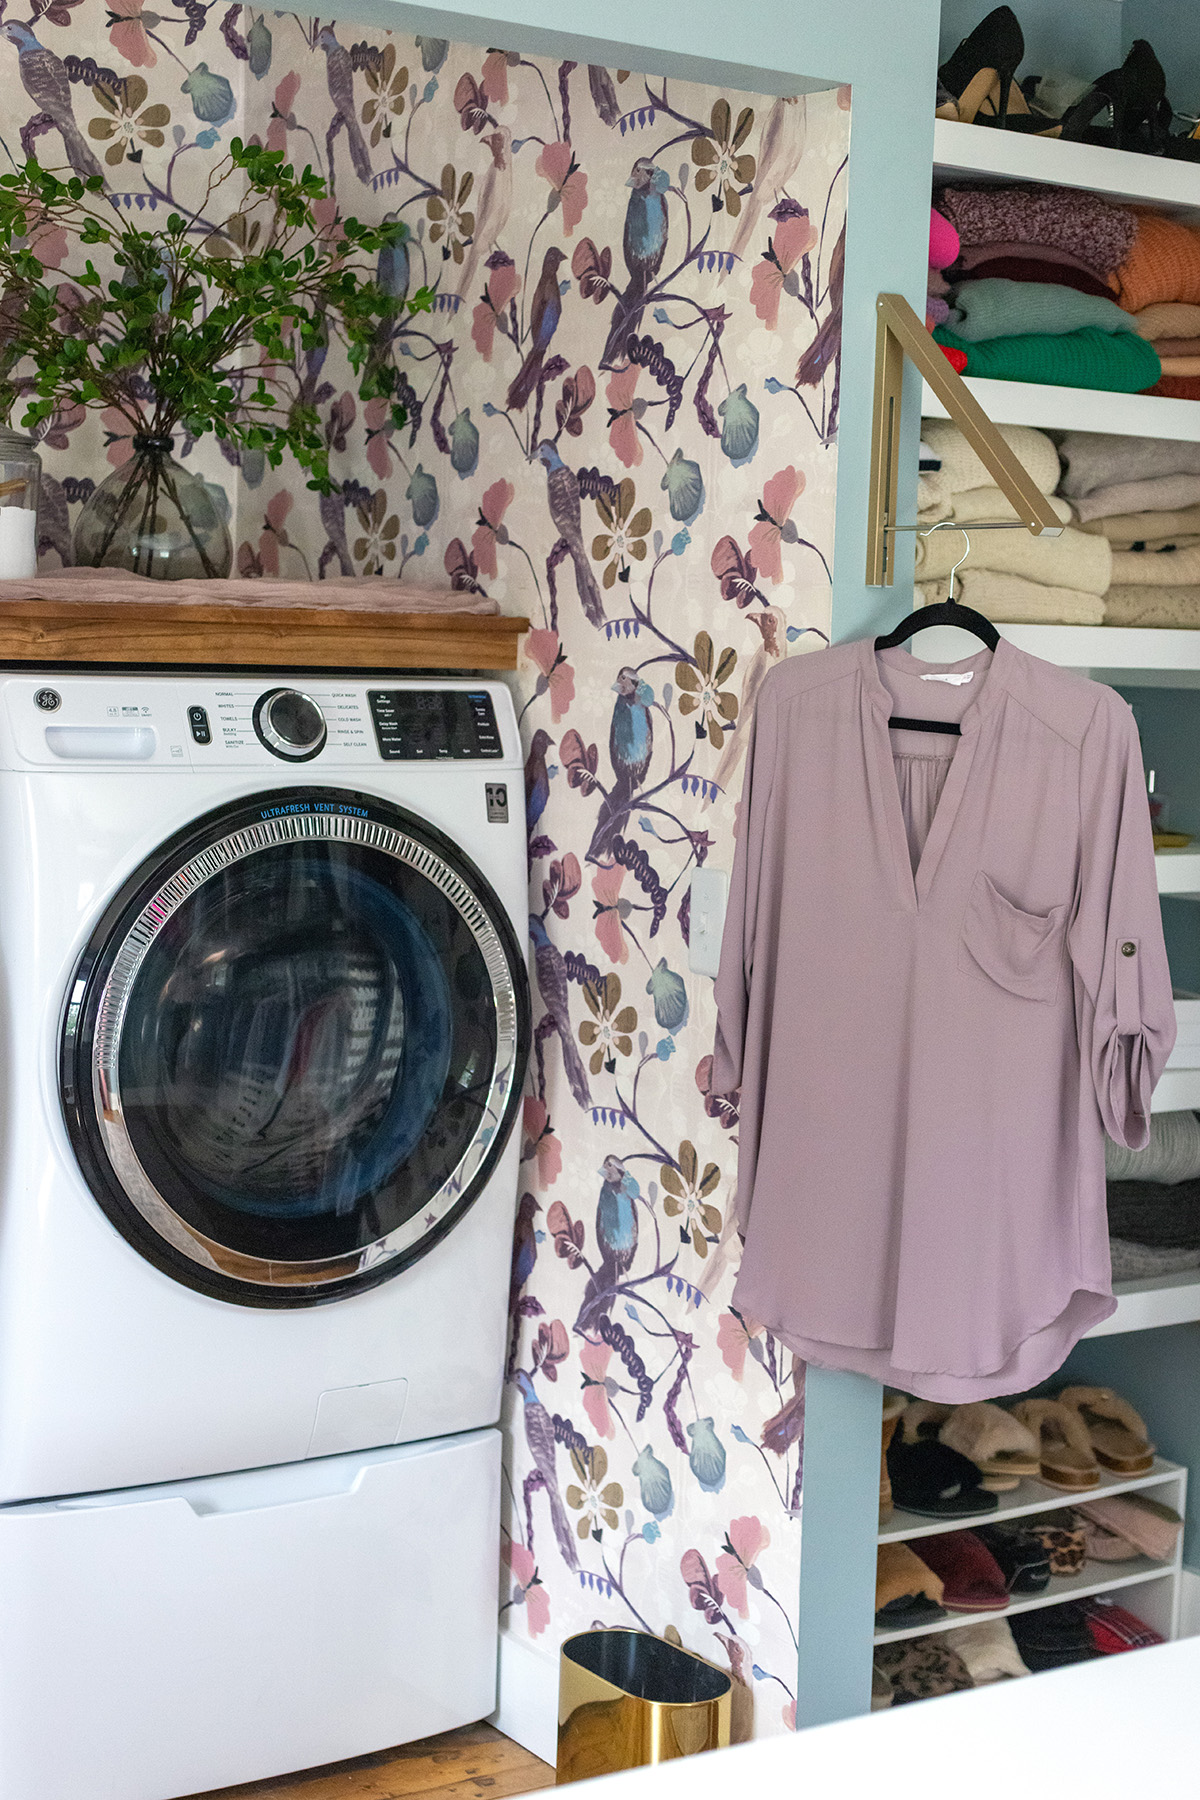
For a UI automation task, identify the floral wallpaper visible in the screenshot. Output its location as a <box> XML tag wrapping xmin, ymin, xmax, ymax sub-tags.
<box><xmin>2</xmin><ymin>1</ymin><xmax>849</xmax><ymax>1739</ymax></box>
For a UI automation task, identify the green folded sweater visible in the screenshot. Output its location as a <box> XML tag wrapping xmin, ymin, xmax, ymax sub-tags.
<box><xmin>933</xmin><ymin>324</ymin><xmax>1162</xmax><ymax>392</ymax></box>
<box><xmin>947</xmin><ymin>278</ymin><xmax>1136</xmax><ymax>342</ymax></box>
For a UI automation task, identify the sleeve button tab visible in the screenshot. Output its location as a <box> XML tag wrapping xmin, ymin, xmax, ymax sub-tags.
<box><xmin>1121</xmin><ymin>941</ymin><xmax>1137</xmax><ymax>957</ymax></box>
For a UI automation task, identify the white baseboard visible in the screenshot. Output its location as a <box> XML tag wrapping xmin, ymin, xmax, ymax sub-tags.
<box><xmin>1178</xmin><ymin>1567</ymin><xmax>1200</xmax><ymax>1639</ymax></box>
<box><xmin>492</xmin><ymin>1628</ymin><xmax>559</xmax><ymax>1765</ymax></box>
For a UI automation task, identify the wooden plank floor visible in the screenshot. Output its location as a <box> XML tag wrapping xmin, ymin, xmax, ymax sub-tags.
<box><xmin>184</xmin><ymin>1723</ymin><xmax>555</xmax><ymax>1800</ymax></box>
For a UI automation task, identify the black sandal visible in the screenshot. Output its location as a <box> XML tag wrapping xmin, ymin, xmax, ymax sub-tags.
<box><xmin>938</xmin><ymin>5</ymin><xmax>1061</xmax><ymax>134</ymax></box>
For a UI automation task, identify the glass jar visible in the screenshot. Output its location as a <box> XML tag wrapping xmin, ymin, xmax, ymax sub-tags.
<box><xmin>73</xmin><ymin>435</ymin><xmax>232</xmax><ymax>580</ymax></box>
<box><xmin>0</xmin><ymin>428</ymin><xmax>42</xmax><ymax>579</ymax></box>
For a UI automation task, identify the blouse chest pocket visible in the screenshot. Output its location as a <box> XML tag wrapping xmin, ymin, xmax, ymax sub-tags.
<box><xmin>960</xmin><ymin>870</ymin><xmax>1068</xmax><ymax>1003</ymax></box>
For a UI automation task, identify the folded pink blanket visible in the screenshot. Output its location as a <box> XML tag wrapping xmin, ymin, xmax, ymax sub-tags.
<box><xmin>935</xmin><ymin>184</ymin><xmax>1137</xmax><ymax>273</ymax></box>
<box><xmin>0</xmin><ymin>569</ymin><xmax>499</xmax><ymax>614</ymax></box>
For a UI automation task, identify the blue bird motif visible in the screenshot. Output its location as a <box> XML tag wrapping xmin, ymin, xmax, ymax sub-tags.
<box><xmin>576</xmin><ymin>1154</ymin><xmax>640</xmax><ymax>1332</ymax></box>
<box><xmin>508</xmin><ymin>245</ymin><xmax>567</xmax><ymax>412</ymax></box>
<box><xmin>534</xmin><ymin>441</ymin><xmax>605</xmax><ymax>628</ymax></box>
<box><xmin>602</xmin><ymin>157</ymin><xmax>670</xmax><ymax>367</ymax></box>
<box><xmin>514</xmin><ymin>1370</ymin><xmax>579</xmax><ymax>1571</ymax></box>
<box><xmin>528</xmin><ymin>914</ymin><xmax>591</xmax><ymax>1108</ymax></box>
<box><xmin>524</xmin><ymin>726</ymin><xmax>553</xmax><ymax>836</ymax></box>
<box><xmin>608</xmin><ymin>666</ymin><xmax>655</xmax><ymax>803</ymax></box>
<box><xmin>596</xmin><ymin>1154</ymin><xmax>640</xmax><ymax>1281</ymax></box>
<box><xmin>1</xmin><ymin>22</ymin><xmax>103</xmax><ymax>180</ymax></box>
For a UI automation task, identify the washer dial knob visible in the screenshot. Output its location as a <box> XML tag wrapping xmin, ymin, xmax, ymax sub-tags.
<box><xmin>253</xmin><ymin>688</ymin><xmax>327</xmax><ymax>761</ymax></box>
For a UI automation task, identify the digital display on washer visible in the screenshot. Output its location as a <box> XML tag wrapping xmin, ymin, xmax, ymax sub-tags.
<box><xmin>368</xmin><ymin>689</ymin><xmax>502</xmax><ymax>760</ymax></box>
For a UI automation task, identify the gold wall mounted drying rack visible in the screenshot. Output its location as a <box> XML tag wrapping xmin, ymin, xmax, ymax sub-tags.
<box><xmin>866</xmin><ymin>293</ymin><xmax>1064</xmax><ymax>587</ymax></box>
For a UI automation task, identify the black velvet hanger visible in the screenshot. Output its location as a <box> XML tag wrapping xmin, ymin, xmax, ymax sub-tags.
<box><xmin>874</xmin><ymin>533</ymin><xmax>998</xmax><ymax>737</ymax></box>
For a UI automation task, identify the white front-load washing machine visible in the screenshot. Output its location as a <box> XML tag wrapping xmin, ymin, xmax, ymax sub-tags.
<box><xmin>0</xmin><ymin>670</ymin><xmax>530</xmax><ymax>1800</ymax></box>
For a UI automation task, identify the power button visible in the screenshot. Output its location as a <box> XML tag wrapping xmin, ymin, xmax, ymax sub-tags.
<box><xmin>188</xmin><ymin>705</ymin><xmax>212</xmax><ymax>745</ymax></box>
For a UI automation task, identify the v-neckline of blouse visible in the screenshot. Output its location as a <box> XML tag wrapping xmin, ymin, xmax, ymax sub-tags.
<box><xmin>859</xmin><ymin>634</ymin><xmax>1012</xmax><ymax>911</ymax></box>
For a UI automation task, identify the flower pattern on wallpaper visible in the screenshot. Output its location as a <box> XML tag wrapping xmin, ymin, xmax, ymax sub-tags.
<box><xmin>2</xmin><ymin>6</ymin><xmax>848</xmax><ymax>1736</ymax></box>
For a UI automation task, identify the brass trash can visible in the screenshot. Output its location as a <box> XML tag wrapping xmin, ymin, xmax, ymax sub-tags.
<box><xmin>556</xmin><ymin>1629</ymin><xmax>732</xmax><ymax>1784</ymax></box>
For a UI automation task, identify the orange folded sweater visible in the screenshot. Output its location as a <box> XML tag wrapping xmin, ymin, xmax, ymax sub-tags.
<box><xmin>1116</xmin><ymin>212</ymin><xmax>1200</xmax><ymax>314</ymax></box>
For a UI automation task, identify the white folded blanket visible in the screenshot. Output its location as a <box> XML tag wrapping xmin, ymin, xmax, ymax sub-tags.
<box><xmin>1110</xmin><ymin>544</ymin><xmax>1200</xmax><ymax>586</ymax></box>
<box><xmin>919</xmin><ymin>420</ymin><xmax>1061</xmax><ymax>509</ymax></box>
<box><xmin>1077</xmin><ymin>503</ymin><xmax>1200</xmax><ymax>542</ymax></box>
<box><xmin>915</xmin><ymin>521</ymin><xmax>1111</xmax><ymax>594</ymax></box>
<box><xmin>918</xmin><ymin>573</ymin><xmax>1104</xmax><ymax>625</ymax></box>
<box><xmin>949</xmin><ymin>488</ymin><xmax>1074</xmax><ymax>526</ymax></box>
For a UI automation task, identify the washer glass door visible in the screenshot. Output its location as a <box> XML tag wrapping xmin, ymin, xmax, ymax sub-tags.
<box><xmin>63</xmin><ymin>790</ymin><xmax>529</xmax><ymax>1305</ymax></box>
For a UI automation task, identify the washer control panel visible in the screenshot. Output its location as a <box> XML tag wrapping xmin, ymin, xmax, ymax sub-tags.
<box><xmin>367</xmin><ymin>689</ymin><xmax>503</xmax><ymax>760</ymax></box>
<box><xmin>3</xmin><ymin>677</ymin><xmax>517</xmax><ymax>768</ymax></box>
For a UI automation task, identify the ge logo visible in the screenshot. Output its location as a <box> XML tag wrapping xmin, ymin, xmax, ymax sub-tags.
<box><xmin>34</xmin><ymin>688</ymin><xmax>61</xmax><ymax>712</ymax></box>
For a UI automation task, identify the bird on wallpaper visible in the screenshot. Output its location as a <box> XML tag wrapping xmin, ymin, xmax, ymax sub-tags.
<box><xmin>576</xmin><ymin>1155</ymin><xmax>640</xmax><ymax>1331</ymax></box>
<box><xmin>1</xmin><ymin>23</ymin><xmax>104</xmax><ymax>181</ymax></box>
<box><xmin>513</xmin><ymin>1370</ymin><xmax>578</xmax><ymax>1571</ymax></box>
<box><xmin>608</xmin><ymin>667</ymin><xmax>655</xmax><ymax>803</ymax></box>
<box><xmin>456</xmin><ymin>127</ymin><xmax>512</xmax><ymax>304</ymax></box>
<box><xmin>316</xmin><ymin>25</ymin><xmax>373</xmax><ymax>185</ymax></box>
<box><xmin>506</xmin><ymin>1191</ymin><xmax>540</xmax><ymax>1376</ymax></box>
<box><xmin>601</xmin><ymin>157</ymin><xmax>670</xmax><ymax>368</ymax></box>
<box><xmin>724</xmin><ymin>94</ymin><xmax>807</xmax><ymax>276</ymax></box>
<box><xmin>524</xmin><ymin>726</ymin><xmax>554</xmax><ymax>837</ymax></box>
<box><xmin>534</xmin><ymin>442</ymin><xmax>605</xmax><ymax>629</ymax></box>
<box><xmin>507</xmin><ymin>246</ymin><xmax>567</xmax><ymax>412</ymax></box>
<box><xmin>527</xmin><ymin>914</ymin><xmax>591</xmax><ymax>1109</ymax></box>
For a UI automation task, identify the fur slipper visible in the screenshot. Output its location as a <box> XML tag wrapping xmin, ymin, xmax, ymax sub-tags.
<box><xmin>1025</xmin><ymin>1516</ymin><xmax>1087</xmax><ymax>1575</ymax></box>
<box><xmin>899</xmin><ymin>1399</ymin><xmax>952</xmax><ymax>1443</ymax></box>
<box><xmin>1075</xmin><ymin>1493</ymin><xmax>1182</xmax><ymax>1562</ymax></box>
<box><xmin>1057</xmin><ymin>1385</ymin><xmax>1155</xmax><ymax>1473</ymax></box>
<box><xmin>913</xmin><ymin>1530</ymin><xmax>1010</xmax><ymax>1613</ymax></box>
<box><xmin>974</xmin><ymin>1522</ymin><xmax>1052</xmax><ymax>1594</ymax></box>
<box><xmin>939</xmin><ymin>1402</ymin><xmax>1040</xmax><ymax>1485</ymax></box>
<box><xmin>1011</xmin><ymin>1398</ymin><xmax>1101</xmax><ymax>1490</ymax></box>
<box><xmin>1076</xmin><ymin>1513</ymin><xmax>1141</xmax><ymax>1563</ymax></box>
<box><xmin>874</xmin><ymin>1636</ymin><xmax>973</xmax><ymax>1703</ymax></box>
<box><xmin>886</xmin><ymin>1434</ymin><xmax>998</xmax><ymax>1519</ymax></box>
<box><xmin>875</xmin><ymin>1541</ymin><xmax>946</xmax><ymax>1626</ymax></box>
<box><xmin>1009</xmin><ymin>1602</ymin><xmax>1098</xmax><ymax>1673</ymax></box>
<box><xmin>871</xmin><ymin>1662</ymin><xmax>895</xmax><ymax>1710</ymax></box>
<box><xmin>1080</xmin><ymin>1596</ymin><xmax>1164</xmax><ymax>1654</ymax></box>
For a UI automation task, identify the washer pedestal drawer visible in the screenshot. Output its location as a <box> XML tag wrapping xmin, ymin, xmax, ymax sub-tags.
<box><xmin>0</xmin><ymin>1427</ymin><xmax>500</xmax><ymax>1800</ymax></box>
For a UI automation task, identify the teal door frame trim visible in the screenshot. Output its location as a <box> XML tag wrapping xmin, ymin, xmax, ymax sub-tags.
<box><xmin>285</xmin><ymin>0</ymin><xmax>942</xmax><ymax>1729</ymax></box>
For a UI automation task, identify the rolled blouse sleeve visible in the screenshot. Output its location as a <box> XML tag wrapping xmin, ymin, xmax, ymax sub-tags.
<box><xmin>1068</xmin><ymin>694</ymin><xmax>1176</xmax><ymax>1147</ymax></box>
<box><xmin>712</xmin><ymin>679</ymin><xmax>778</xmax><ymax>1096</ymax></box>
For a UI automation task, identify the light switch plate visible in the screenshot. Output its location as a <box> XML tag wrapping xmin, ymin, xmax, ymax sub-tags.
<box><xmin>688</xmin><ymin>866</ymin><xmax>728</xmax><ymax>979</ymax></box>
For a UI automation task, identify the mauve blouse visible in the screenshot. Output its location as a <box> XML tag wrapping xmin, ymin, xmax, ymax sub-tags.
<box><xmin>713</xmin><ymin>636</ymin><xmax>1176</xmax><ymax>1402</ymax></box>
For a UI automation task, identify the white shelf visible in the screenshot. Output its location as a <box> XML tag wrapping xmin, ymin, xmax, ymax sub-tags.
<box><xmin>922</xmin><ymin>377</ymin><xmax>1200</xmax><ymax>442</ymax></box>
<box><xmin>1156</xmin><ymin>850</ymin><xmax>1200</xmax><ymax>896</ymax></box>
<box><xmin>874</xmin><ymin>1556</ymin><xmax>1174</xmax><ymax>1644</ymax></box>
<box><xmin>1151</xmin><ymin>1068</ymin><xmax>1200</xmax><ymax>1113</ymax></box>
<box><xmin>933</xmin><ymin>118</ymin><xmax>1200</xmax><ymax>218</ymax></box>
<box><xmin>880</xmin><ymin>1456</ymin><xmax>1183</xmax><ymax>1544</ymax></box>
<box><xmin>1088</xmin><ymin>1271</ymin><xmax>1200</xmax><ymax>1336</ymax></box>
<box><xmin>996</xmin><ymin>626</ymin><xmax>1200</xmax><ymax>684</ymax></box>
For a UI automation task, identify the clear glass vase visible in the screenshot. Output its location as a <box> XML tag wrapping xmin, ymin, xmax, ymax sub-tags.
<box><xmin>0</xmin><ymin>427</ymin><xmax>42</xmax><ymax>579</ymax></box>
<box><xmin>73</xmin><ymin>436</ymin><xmax>232</xmax><ymax>579</ymax></box>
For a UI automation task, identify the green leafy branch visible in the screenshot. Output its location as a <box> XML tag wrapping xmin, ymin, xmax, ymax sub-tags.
<box><xmin>0</xmin><ymin>139</ymin><xmax>433</xmax><ymax>492</ymax></box>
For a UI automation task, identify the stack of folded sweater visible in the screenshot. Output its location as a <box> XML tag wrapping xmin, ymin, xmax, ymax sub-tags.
<box><xmin>915</xmin><ymin>420</ymin><xmax>1108</xmax><ymax>624</ymax></box>
<box><xmin>929</xmin><ymin>183</ymin><xmax>1200</xmax><ymax>398</ymax></box>
<box><xmin>1136</xmin><ymin>303</ymin><xmax>1200</xmax><ymax>401</ymax></box>
<box><xmin>1105</xmin><ymin>1107</ymin><xmax>1200</xmax><ymax>1279</ymax></box>
<box><xmin>931</xmin><ymin>184</ymin><xmax>1163</xmax><ymax>392</ymax></box>
<box><xmin>1061</xmin><ymin>431</ymin><xmax>1200</xmax><ymax>628</ymax></box>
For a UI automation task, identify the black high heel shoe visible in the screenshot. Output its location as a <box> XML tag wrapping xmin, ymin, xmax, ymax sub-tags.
<box><xmin>1059</xmin><ymin>39</ymin><xmax>1171</xmax><ymax>154</ymax></box>
<box><xmin>938</xmin><ymin>6</ymin><xmax>1059</xmax><ymax>133</ymax></box>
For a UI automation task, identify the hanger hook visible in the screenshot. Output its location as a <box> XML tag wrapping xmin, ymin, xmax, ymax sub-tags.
<box><xmin>947</xmin><ymin>529</ymin><xmax>970</xmax><ymax>605</ymax></box>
